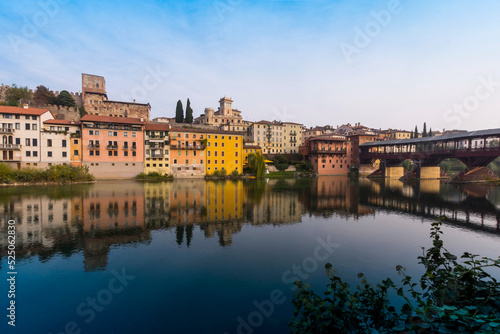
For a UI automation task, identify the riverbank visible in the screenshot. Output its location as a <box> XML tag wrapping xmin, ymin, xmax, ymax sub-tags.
<box><xmin>0</xmin><ymin>163</ymin><xmax>94</xmax><ymax>185</ymax></box>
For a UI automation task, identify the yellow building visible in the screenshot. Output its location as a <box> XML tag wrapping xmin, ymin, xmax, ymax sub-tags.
<box><xmin>144</xmin><ymin>123</ymin><xmax>170</xmax><ymax>175</ymax></box>
<box><xmin>205</xmin><ymin>130</ymin><xmax>243</xmax><ymax>175</ymax></box>
<box><xmin>243</xmin><ymin>144</ymin><xmax>262</xmax><ymax>166</ymax></box>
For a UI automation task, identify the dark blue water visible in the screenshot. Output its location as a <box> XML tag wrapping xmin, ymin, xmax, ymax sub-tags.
<box><xmin>1</xmin><ymin>177</ymin><xmax>500</xmax><ymax>334</ymax></box>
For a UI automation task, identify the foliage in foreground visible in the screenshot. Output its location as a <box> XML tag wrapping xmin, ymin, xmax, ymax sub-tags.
<box><xmin>290</xmin><ymin>218</ymin><xmax>500</xmax><ymax>334</ymax></box>
<box><xmin>0</xmin><ymin>163</ymin><xmax>94</xmax><ymax>184</ymax></box>
<box><xmin>247</xmin><ymin>151</ymin><xmax>266</xmax><ymax>177</ymax></box>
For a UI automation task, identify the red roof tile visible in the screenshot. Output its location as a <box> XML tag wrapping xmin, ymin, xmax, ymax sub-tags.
<box><xmin>80</xmin><ymin>114</ymin><xmax>145</xmax><ymax>125</ymax></box>
<box><xmin>145</xmin><ymin>123</ymin><xmax>170</xmax><ymax>131</ymax></box>
<box><xmin>44</xmin><ymin>119</ymin><xmax>80</xmax><ymax>125</ymax></box>
<box><xmin>0</xmin><ymin>105</ymin><xmax>51</xmax><ymax>116</ymax></box>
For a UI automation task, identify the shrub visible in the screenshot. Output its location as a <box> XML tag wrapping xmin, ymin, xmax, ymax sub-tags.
<box><xmin>276</xmin><ymin>163</ymin><xmax>289</xmax><ymax>172</ymax></box>
<box><xmin>220</xmin><ymin>168</ymin><xmax>227</xmax><ymax>177</ymax></box>
<box><xmin>290</xmin><ymin>217</ymin><xmax>500</xmax><ymax>334</ymax></box>
<box><xmin>231</xmin><ymin>170</ymin><xmax>239</xmax><ymax>177</ymax></box>
<box><xmin>0</xmin><ymin>163</ymin><xmax>93</xmax><ymax>184</ymax></box>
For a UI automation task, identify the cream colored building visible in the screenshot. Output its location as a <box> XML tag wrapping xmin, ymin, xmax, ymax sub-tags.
<box><xmin>0</xmin><ymin>105</ymin><xmax>53</xmax><ymax>168</ymax></box>
<box><xmin>144</xmin><ymin>123</ymin><xmax>170</xmax><ymax>175</ymax></box>
<box><xmin>281</xmin><ymin>122</ymin><xmax>303</xmax><ymax>154</ymax></box>
<box><xmin>194</xmin><ymin>97</ymin><xmax>249</xmax><ymax>131</ymax></box>
<box><xmin>247</xmin><ymin>121</ymin><xmax>284</xmax><ymax>155</ymax></box>
<box><xmin>40</xmin><ymin>120</ymin><xmax>81</xmax><ymax>167</ymax></box>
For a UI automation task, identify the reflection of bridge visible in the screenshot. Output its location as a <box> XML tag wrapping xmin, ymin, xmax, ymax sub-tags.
<box><xmin>359</xmin><ymin>180</ymin><xmax>500</xmax><ymax>235</ymax></box>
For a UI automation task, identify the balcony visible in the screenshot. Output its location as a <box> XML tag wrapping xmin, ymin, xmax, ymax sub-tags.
<box><xmin>107</xmin><ymin>145</ymin><xmax>118</xmax><ymax>150</ymax></box>
<box><xmin>170</xmin><ymin>144</ymin><xmax>205</xmax><ymax>150</ymax></box>
<box><xmin>71</xmin><ymin>132</ymin><xmax>81</xmax><ymax>138</ymax></box>
<box><xmin>290</xmin><ymin>131</ymin><xmax>297</xmax><ymax>136</ymax></box>
<box><xmin>131</xmin><ymin>146</ymin><xmax>137</xmax><ymax>151</ymax></box>
<box><xmin>0</xmin><ymin>128</ymin><xmax>14</xmax><ymax>134</ymax></box>
<box><xmin>309</xmin><ymin>148</ymin><xmax>346</xmax><ymax>154</ymax></box>
<box><xmin>290</xmin><ymin>138</ymin><xmax>297</xmax><ymax>143</ymax></box>
<box><xmin>88</xmin><ymin>144</ymin><xmax>100</xmax><ymax>149</ymax></box>
<box><xmin>123</xmin><ymin>145</ymin><xmax>129</xmax><ymax>150</ymax></box>
<box><xmin>0</xmin><ymin>144</ymin><xmax>21</xmax><ymax>150</ymax></box>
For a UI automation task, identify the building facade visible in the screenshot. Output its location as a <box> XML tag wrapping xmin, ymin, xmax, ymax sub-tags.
<box><xmin>300</xmin><ymin>135</ymin><xmax>353</xmax><ymax>175</ymax></box>
<box><xmin>0</xmin><ymin>106</ymin><xmax>54</xmax><ymax>168</ymax></box>
<box><xmin>41</xmin><ymin>119</ymin><xmax>81</xmax><ymax>168</ymax></box>
<box><xmin>144</xmin><ymin>123</ymin><xmax>170</xmax><ymax>175</ymax></box>
<box><xmin>80</xmin><ymin>115</ymin><xmax>145</xmax><ymax>178</ymax></box>
<box><xmin>281</xmin><ymin>122</ymin><xmax>303</xmax><ymax>154</ymax></box>
<box><xmin>205</xmin><ymin>131</ymin><xmax>243</xmax><ymax>175</ymax></box>
<box><xmin>169</xmin><ymin>128</ymin><xmax>206</xmax><ymax>178</ymax></box>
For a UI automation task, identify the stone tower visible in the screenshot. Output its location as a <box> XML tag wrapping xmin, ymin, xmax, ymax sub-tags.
<box><xmin>219</xmin><ymin>97</ymin><xmax>233</xmax><ymax>116</ymax></box>
<box><xmin>82</xmin><ymin>74</ymin><xmax>106</xmax><ymax>96</ymax></box>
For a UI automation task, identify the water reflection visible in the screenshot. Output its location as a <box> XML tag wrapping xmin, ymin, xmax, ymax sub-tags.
<box><xmin>1</xmin><ymin>177</ymin><xmax>499</xmax><ymax>271</ymax></box>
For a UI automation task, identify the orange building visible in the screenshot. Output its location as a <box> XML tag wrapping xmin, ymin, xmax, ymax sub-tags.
<box><xmin>300</xmin><ymin>135</ymin><xmax>353</xmax><ymax>175</ymax></box>
<box><xmin>169</xmin><ymin>128</ymin><xmax>206</xmax><ymax>178</ymax></box>
<box><xmin>80</xmin><ymin>115</ymin><xmax>145</xmax><ymax>178</ymax></box>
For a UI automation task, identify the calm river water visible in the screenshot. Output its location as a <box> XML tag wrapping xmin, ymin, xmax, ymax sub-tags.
<box><xmin>1</xmin><ymin>177</ymin><xmax>500</xmax><ymax>334</ymax></box>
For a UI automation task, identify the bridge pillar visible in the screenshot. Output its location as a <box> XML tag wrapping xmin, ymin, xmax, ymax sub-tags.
<box><xmin>359</xmin><ymin>164</ymin><xmax>378</xmax><ymax>176</ymax></box>
<box><xmin>418</xmin><ymin>167</ymin><xmax>441</xmax><ymax>179</ymax></box>
<box><xmin>384</xmin><ymin>167</ymin><xmax>404</xmax><ymax>179</ymax></box>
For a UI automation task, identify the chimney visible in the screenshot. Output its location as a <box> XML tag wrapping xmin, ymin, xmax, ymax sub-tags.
<box><xmin>133</xmin><ymin>99</ymin><xmax>136</xmax><ymax>103</ymax></box>
<box><xmin>23</xmin><ymin>104</ymin><xmax>29</xmax><ymax>109</ymax></box>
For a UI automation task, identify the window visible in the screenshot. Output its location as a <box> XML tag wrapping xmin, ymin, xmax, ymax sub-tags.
<box><xmin>113</xmin><ymin>131</ymin><xmax>118</xmax><ymax>136</ymax></box>
<box><xmin>48</xmin><ymin>151</ymin><xmax>52</xmax><ymax>157</ymax></box>
<box><xmin>62</xmin><ymin>140</ymin><xmax>67</xmax><ymax>147</ymax></box>
<box><xmin>173</xmin><ymin>159</ymin><xmax>177</xmax><ymax>164</ymax></box>
<box><xmin>108</xmin><ymin>131</ymin><xmax>113</xmax><ymax>136</ymax></box>
<box><xmin>15</xmin><ymin>123</ymin><xmax>20</xmax><ymax>129</ymax></box>
<box><xmin>26</xmin><ymin>151</ymin><xmax>31</xmax><ymax>157</ymax></box>
<box><xmin>74</xmin><ymin>150</ymin><xmax>79</xmax><ymax>156</ymax></box>
<box><xmin>132</xmin><ymin>152</ymin><xmax>136</xmax><ymax>157</ymax></box>
<box><xmin>15</xmin><ymin>138</ymin><xmax>20</xmax><ymax>145</ymax></box>
<box><xmin>208</xmin><ymin>160</ymin><xmax>211</xmax><ymax>164</ymax></box>
<box><xmin>95</xmin><ymin>130</ymin><xmax>99</xmax><ymax>135</ymax></box>
<box><xmin>62</xmin><ymin>152</ymin><xmax>67</xmax><ymax>158</ymax></box>
<box><xmin>25</xmin><ymin>138</ymin><xmax>30</xmax><ymax>146</ymax></box>
<box><xmin>185</xmin><ymin>159</ymin><xmax>189</xmax><ymax>164</ymax></box>
<box><xmin>47</xmin><ymin>139</ymin><xmax>52</xmax><ymax>147</ymax></box>
<box><xmin>124</xmin><ymin>151</ymin><xmax>128</xmax><ymax>157</ymax></box>
<box><xmin>90</xmin><ymin>151</ymin><xmax>94</xmax><ymax>156</ymax></box>
<box><xmin>33</xmin><ymin>151</ymin><xmax>38</xmax><ymax>157</ymax></box>
<box><xmin>89</xmin><ymin>130</ymin><xmax>94</xmax><ymax>135</ymax></box>
<box><xmin>73</xmin><ymin>139</ymin><xmax>78</xmax><ymax>144</ymax></box>
<box><xmin>114</xmin><ymin>151</ymin><xmax>118</xmax><ymax>156</ymax></box>
<box><xmin>215</xmin><ymin>151</ymin><xmax>218</xmax><ymax>157</ymax></box>
<box><xmin>95</xmin><ymin>150</ymin><xmax>99</xmax><ymax>156</ymax></box>
<box><xmin>32</xmin><ymin>139</ymin><xmax>37</xmax><ymax>146</ymax></box>
<box><xmin>25</xmin><ymin>123</ymin><xmax>30</xmax><ymax>130</ymax></box>
<box><xmin>108</xmin><ymin>151</ymin><xmax>113</xmax><ymax>157</ymax></box>
<box><xmin>222</xmin><ymin>142</ymin><xmax>225</xmax><ymax>147</ymax></box>
<box><xmin>132</xmin><ymin>132</ymin><xmax>136</xmax><ymax>137</ymax></box>
<box><xmin>124</xmin><ymin>132</ymin><xmax>128</xmax><ymax>137</ymax></box>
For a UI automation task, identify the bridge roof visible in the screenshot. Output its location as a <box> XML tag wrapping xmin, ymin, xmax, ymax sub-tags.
<box><xmin>360</xmin><ymin>128</ymin><xmax>500</xmax><ymax>147</ymax></box>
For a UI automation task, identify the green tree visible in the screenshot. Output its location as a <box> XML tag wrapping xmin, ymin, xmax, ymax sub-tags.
<box><xmin>410</xmin><ymin>132</ymin><xmax>414</xmax><ymax>139</ymax></box>
<box><xmin>422</xmin><ymin>122</ymin><xmax>427</xmax><ymax>137</ymax></box>
<box><xmin>5</xmin><ymin>84</ymin><xmax>32</xmax><ymax>106</ymax></box>
<box><xmin>414</xmin><ymin>125</ymin><xmax>418</xmax><ymax>139</ymax></box>
<box><xmin>429</xmin><ymin>128</ymin><xmax>433</xmax><ymax>137</ymax></box>
<box><xmin>290</xmin><ymin>219</ymin><xmax>500</xmax><ymax>334</ymax></box>
<box><xmin>185</xmin><ymin>98</ymin><xmax>193</xmax><ymax>123</ymax></box>
<box><xmin>33</xmin><ymin>85</ymin><xmax>56</xmax><ymax>106</ymax></box>
<box><xmin>56</xmin><ymin>90</ymin><xmax>76</xmax><ymax>107</ymax></box>
<box><xmin>175</xmin><ymin>100</ymin><xmax>184</xmax><ymax>123</ymax></box>
<box><xmin>247</xmin><ymin>151</ymin><xmax>266</xmax><ymax>177</ymax></box>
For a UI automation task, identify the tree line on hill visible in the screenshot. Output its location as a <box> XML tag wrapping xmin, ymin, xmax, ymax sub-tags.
<box><xmin>1</xmin><ymin>84</ymin><xmax>77</xmax><ymax>108</ymax></box>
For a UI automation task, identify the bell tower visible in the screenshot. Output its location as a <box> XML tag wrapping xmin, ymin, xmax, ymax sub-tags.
<box><xmin>219</xmin><ymin>97</ymin><xmax>233</xmax><ymax>116</ymax></box>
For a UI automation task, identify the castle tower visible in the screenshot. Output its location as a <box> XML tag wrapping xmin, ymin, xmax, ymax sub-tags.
<box><xmin>82</xmin><ymin>74</ymin><xmax>106</xmax><ymax>96</ymax></box>
<box><xmin>219</xmin><ymin>97</ymin><xmax>233</xmax><ymax>116</ymax></box>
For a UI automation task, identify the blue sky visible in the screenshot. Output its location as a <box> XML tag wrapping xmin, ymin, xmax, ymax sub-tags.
<box><xmin>1</xmin><ymin>0</ymin><xmax>500</xmax><ymax>131</ymax></box>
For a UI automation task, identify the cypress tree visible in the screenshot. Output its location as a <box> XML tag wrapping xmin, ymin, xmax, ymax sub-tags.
<box><xmin>175</xmin><ymin>100</ymin><xmax>184</xmax><ymax>124</ymax></box>
<box><xmin>414</xmin><ymin>126</ymin><xmax>418</xmax><ymax>139</ymax></box>
<box><xmin>422</xmin><ymin>122</ymin><xmax>427</xmax><ymax>137</ymax></box>
<box><xmin>185</xmin><ymin>98</ymin><xmax>193</xmax><ymax>123</ymax></box>
<box><xmin>429</xmin><ymin>128</ymin><xmax>433</xmax><ymax>137</ymax></box>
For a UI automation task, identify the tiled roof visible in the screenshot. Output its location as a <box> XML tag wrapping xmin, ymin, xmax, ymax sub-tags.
<box><xmin>80</xmin><ymin>114</ymin><xmax>145</xmax><ymax>125</ymax></box>
<box><xmin>0</xmin><ymin>106</ymin><xmax>51</xmax><ymax>116</ymax></box>
<box><xmin>44</xmin><ymin>119</ymin><xmax>80</xmax><ymax>125</ymax></box>
<box><xmin>145</xmin><ymin>123</ymin><xmax>170</xmax><ymax>131</ymax></box>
